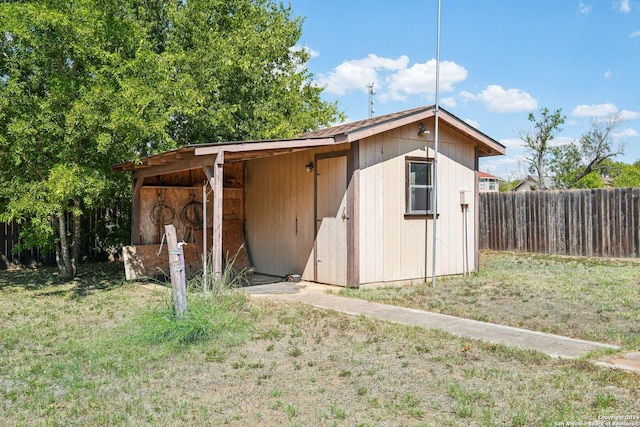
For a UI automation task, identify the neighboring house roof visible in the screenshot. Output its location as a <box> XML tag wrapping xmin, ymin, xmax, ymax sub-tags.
<box><xmin>479</xmin><ymin>171</ymin><xmax>499</xmax><ymax>179</ymax></box>
<box><xmin>114</xmin><ymin>105</ymin><xmax>505</xmax><ymax>177</ymax></box>
<box><xmin>513</xmin><ymin>175</ymin><xmax>554</xmax><ymax>191</ymax></box>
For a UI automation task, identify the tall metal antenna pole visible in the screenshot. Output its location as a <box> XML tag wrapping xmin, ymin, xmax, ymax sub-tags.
<box><xmin>431</xmin><ymin>0</ymin><xmax>442</xmax><ymax>287</ymax></box>
<box><xmin>366</xmin><ymin>82</ymin><xmax>375</xmax><ymax>118</ymax></box>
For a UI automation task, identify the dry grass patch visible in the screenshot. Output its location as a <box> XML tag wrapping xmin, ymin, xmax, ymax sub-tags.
<box><xmin>342</xmin><ymin>251</ymin><xmax>640</xmax><ymax>348</ymax></box>
<box><xmin>1</xmin><ymin>261</ymin><xmax>639</xmax><ymax>426</ymax></box>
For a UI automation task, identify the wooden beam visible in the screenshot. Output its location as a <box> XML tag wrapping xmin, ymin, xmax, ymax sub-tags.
<box><xmin>132</xmin><ymin>154</ymin><xmax>218</xmax><ymax>179</ymax></box>
<box><xmin>212</xmin><ymin>151</ymin><xmax>224</xmax><ymax>279</ymax></box>
<box><xmin>132</xmin><ymin>177</ymin><xmax>144</xmax><ymax>244</ymax></box>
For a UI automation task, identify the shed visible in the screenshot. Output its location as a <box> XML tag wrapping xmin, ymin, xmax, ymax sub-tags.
<box><xmin>114</xmin><ymin>105</ymin><xmax>505</xmax><ymax>287</ymax></box>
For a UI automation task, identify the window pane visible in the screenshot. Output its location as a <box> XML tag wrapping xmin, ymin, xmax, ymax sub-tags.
<box><xmin>410</xmin><ymin>162</ymin><xmax>429</xmax><ymax>186</ymax></box>
<box><xmin>411</xmin><ymin>187</ymin><xmax>430</xmax><ymax>212</ymax></box>
<box><xmin>406</xmin><ymin>159</ymin><xmax>433</xmax><ymax>214</ymax></box>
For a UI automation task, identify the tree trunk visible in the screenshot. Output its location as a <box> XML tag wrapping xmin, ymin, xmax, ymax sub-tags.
<box><xmin>57</xmin><ymin>213</ymin><xmax>74</xmax><ymax>279</ymax></box>
<box><xmin>71</xmin><ymin>199</ymin><xmax>82</xmax><ymax>277</ymax></box>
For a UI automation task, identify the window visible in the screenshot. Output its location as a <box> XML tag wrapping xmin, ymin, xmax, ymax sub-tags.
<box><xmin>479</xmin><ymin>179</ymin><xmax>486</xmax><ymax>189</ymax></box>
<box><xmin>489</xmin><ymin>180</ymin><xmax>496</xmax><ymax>191</ymax></box>
<box><xmin>406</xmin><ymin>158</ymin><xmax>433</xmax><ymax>215</ymax></box>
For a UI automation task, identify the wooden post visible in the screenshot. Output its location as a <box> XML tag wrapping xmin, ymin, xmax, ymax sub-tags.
<box><xmin>164</xmin><ymin>224</ymin><xmax>187</xmax><ymax>317</ymax></box>
<box><xmin>132</xmin><ymin>177</ymin><xmax>144</xmax><ymax>244</ymax></box>
<box><xmin>212</xmin><ymin>151</ymin><xmax>224</xmax><ymax>282</ymax></box>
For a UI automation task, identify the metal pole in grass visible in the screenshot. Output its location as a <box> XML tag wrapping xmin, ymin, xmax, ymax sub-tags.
<box><xmin>431</xmin><ymin>0</ymin><xmax>442</xmax><ymax>287</ymax></box>
<box><xmin>165</xmin><ymin>224</ymin><xmax>187</xmax><ymax>317</ymax></box>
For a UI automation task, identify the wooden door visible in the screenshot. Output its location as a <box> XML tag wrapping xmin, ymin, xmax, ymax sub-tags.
<box><xmin>315</xmin><ymin>155</ymin><xmax>348</xmax><ymax>285</ymax></box>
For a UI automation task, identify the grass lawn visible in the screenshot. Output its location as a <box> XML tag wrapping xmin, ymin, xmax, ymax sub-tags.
<box><xmin>343</xmin><ymin>251</ymin><xmax>640</xmax><ymax>348</ymax></box>
<box><xmin>1</xmin><ymin>255</ymin><xmax>639</xmax><ymax>426</ymax></box>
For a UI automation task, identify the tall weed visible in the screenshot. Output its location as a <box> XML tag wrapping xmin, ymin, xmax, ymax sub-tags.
<box><xmin>128</xmin><ymin>251</ymin><xmax>253</xmax><ymax>348</ymax></box>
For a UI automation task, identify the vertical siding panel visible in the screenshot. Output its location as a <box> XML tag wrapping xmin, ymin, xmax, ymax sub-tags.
<box><xmin>383</xmin><ymin>137</ymin><xmax>401</xmax><ymax>280</ymax></box>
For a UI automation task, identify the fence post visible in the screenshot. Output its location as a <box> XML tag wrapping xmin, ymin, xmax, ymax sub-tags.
<box><xmin>164</xmin><ymin>224</ymin><xmax>187</xmax><ymax>317</ymax></box>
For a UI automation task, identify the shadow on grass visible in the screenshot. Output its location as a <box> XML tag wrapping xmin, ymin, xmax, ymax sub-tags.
<box><xmin>0</xmin><ymin>261</ymin><xmax>126</xmax><ymax>297</ymax></box>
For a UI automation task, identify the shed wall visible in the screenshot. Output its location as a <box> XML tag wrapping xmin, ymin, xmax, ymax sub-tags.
<box><xmin>358</xmin><ymin>120</ymin><xmax>476</xmax><ymax>285</ymax></box>
<box><xmin>244</xmin><ymin>144</ymin><xmax>350</xmax><ymax>279</ymax></box>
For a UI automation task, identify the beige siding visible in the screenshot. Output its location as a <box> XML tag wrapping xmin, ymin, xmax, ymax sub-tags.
<box><xmin>358</xmin><ymin>120</ymin><xmax>476</xmax><ymax>285</ymax></box>
<box><xmin>244</xmin><ymin>145</ymin><xmax>349</xmax><ymax>278</ymax></box>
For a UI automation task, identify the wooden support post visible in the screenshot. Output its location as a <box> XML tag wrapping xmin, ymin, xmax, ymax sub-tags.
<box><xmin>132</xmin><ymin>177</ymin><xmax>144</xmax><ymax>244</ymax></box>
<box><xmin>212</xmin><ymin>151</ymin><xmax>224</xmax><ymax>281</ymax></box>
<box><xmin>164</xmin><ymin>224</ymin><xmax>187</xmax><ymax>317</ymax></box>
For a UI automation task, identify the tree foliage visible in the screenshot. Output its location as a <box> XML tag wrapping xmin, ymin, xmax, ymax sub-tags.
<box><xmin>520</xmin><ymin>107</ymin><xmax>566</xmax><ymax>190</ymax></box>
<box><xmin>601</xmin><ymin>159</ymin><xmax>640</xmax><ymax>188</ymax></box>
<box><xmin>0</xmin><ymin>0</ymin><xmax>343</xmax><ymax>278</ymax></box>
<box><xmin>549</xmin><ymin>113</ymin><xmax>625</xmax><ymax>189</ymax></box>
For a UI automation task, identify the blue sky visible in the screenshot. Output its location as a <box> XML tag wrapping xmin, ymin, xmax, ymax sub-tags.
<box><xmin>289</xmin><ymin>0</ymin><xmax>640</xmax><ymax>179</ymax></box>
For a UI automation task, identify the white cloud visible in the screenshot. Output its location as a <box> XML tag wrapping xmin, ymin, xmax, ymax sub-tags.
<box><xmin>603</xmin><ymin>69</ymin><xmax>612</xmax><ymax>79</ymax></box>
<box><xmin>578</xmin><ymin>2</ymin><xmax>592</xmax><ymax>16</ymax></box>
<box><xmin>621</xmin><ymin>110</ymin><xmax>640</xmax><ymax>120</ymax></box>
<box><xmin>631</xmin><ymin>31</ymin><xmax>640</xmax><ymax>38</ymax></box>
<box><xmin>477</xmin><ymin>85</ymin><xmax>538</xmax><ymax>113</ymax></box>
<box><xmin>317</xmin><ymin>54</ymin><xmax>409</xmax><ymax>96</ymax></box>
<box><xmin>499</xmin><ymin>137</ymin><xmax>526</xmax><ymax>150</ymax></box>
<box><xmin>572</xmin><ymin>103</ymin><xmax>619</xmax><ymax>117</ymax></box>
<box><xmin>613</xmin><ymin>128</ymin><xmax>639</xmax><ymax>138</ymax></box>
<box><xmin>458</xmin><ymin>91</ymin><xmax>477</xmax><ymax>103</ymax></box>
<box><xmin>441</xmin><ymin>97</ymin><xmax>457</xmax><ymax>108</ymax></box>
<box><xmin>616</xmin><ymin>0</ymin><xmax>631</xmax><ymax>13</ymax></box>
<box><xmin>386</xmin><ymin>59</ymin><xmax>468</xmax><ymax>101</ymax></box>
<box><xmin>572</xmin><ymin>105</ymin><xmax>640</xmax><ymax>121</ymax></box>
<box><xmin>318</xmin><ymin>55</ymin><xmax>468</xmax><ymax>103</ymax></box>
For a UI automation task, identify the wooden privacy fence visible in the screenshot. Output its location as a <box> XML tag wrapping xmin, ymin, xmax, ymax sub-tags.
<box><xmin>479</xmin><ymin>188</ymin><xmax>640</xmax><ymax>258</ymax></box>
<box><xmin>1</xmin><ymin>220</ymin><xmax>54</xmax><ymax>267</ymax></box>
<box><xmin>1</xmin><ymin>207</ymin><xmax>128</xmax><ymax>268</ymax></box>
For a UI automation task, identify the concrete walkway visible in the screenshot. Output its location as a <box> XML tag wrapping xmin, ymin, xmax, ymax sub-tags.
<box><xmin>245</xmin><ymin>281</ymin><xmax>640</xmax><ymax>373</ymax></box>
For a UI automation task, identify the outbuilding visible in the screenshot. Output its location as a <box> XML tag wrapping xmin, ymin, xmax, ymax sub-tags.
<box><xmin>114</xmin><ymin>105</ymin><xmax>504</xmax><ymax>287</ymax></box>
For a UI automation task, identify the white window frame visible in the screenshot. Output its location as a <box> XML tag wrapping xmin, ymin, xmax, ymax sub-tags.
<box><xmin>405</xmin><ymin>157</ymin><xmax>434</xmax><ymax>215</ymax></box>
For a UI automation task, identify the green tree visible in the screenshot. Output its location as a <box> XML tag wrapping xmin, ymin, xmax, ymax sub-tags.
<box><xmin>164</xmin><ymin>0</ymin><xmax>342</xmax><ymax>144</ymax></box>
<box><xmin>602</xmin><ymin>159</ymin><xmax>640</xmax><ymax>188</ymax></box>
<box><xmin>519</xmin><ymin>107</ymin><xmax>566</xmax><ymax>190</ymax></box>
<box><xmin>549</xmin><ymin>113</ymin><xmax>625</xmax><ymax>189</ymax></box>
<box><xmin>498</xmin><ymin>179</ymin><xmax>520</xmax><ymax>192</ymax></box>
<box><xmin>1</xmin><ymin>0</ymin><xmax>341</xmax><ymax>279</ymax></box>
<box><xmin>0</xmin><ymin>0</ymin><xmax>170</xmax><ymax>278</ymax></box>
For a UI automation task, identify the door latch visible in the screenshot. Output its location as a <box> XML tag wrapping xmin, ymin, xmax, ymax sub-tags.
<box><xmin>341</xmin><ymin>207</ymin><xmax>350</xmax><ymax>220</ymax></box>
